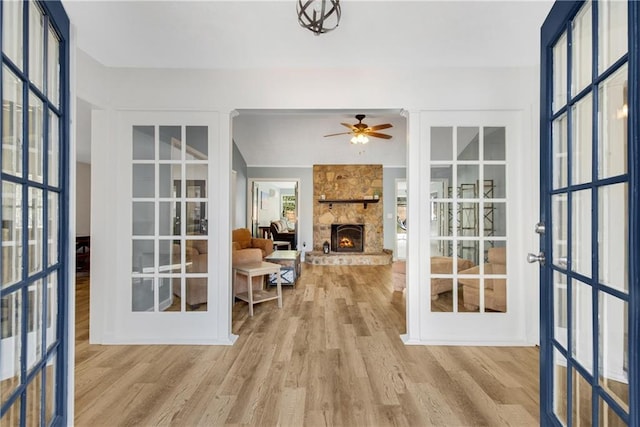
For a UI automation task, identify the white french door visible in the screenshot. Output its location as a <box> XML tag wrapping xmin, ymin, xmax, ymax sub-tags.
<box><xmin>419</xmin><ymin>110</ymin><xmax>536</xmax><ymax>345</ymax></box>
<box><xmin>94</xmin><ymin>111</ymin><xmax>222</xmax><ymax>344</ymax></box>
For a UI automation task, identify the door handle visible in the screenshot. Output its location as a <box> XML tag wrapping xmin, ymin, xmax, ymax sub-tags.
<box><xmin>527</xmin><ymin>252</ymin><xmax>546</xmax><ymax>265</ymax></box>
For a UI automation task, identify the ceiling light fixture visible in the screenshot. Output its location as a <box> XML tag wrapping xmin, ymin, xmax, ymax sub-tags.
<box><xmin>297</xmin><ymin>0</ymin><xmax>341</xmax><ymax>36</ymax></box>
<box><xmin>350</xmin><ymin>134</ymin><xmax>369</xmax><ymax>145</ymax></box>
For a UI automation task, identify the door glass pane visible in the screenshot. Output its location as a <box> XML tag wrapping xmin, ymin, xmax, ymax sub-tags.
<box><xmin>483</xmin><ymin>127</ymin><xmax>505</xmax><ymax>160</ymax></box>
<box><xmin>598</xmin><ymin>183</ymin><xmax>628</xmax><ymax>293</ymax></box>
<box><xmin>158</xmin><ymin>240</ymin><xmax>178</xmax><ymax>272</ymax></box>
<box><xmin>553</xmin><ymin>348</ymin><xmax>568</xmax><ymax>425</ymax></box>
<box><xmin>598</xmin><ymin>0</ymin><xmax>628</xmax><ymax>73</ymax></box>
<box><xmin>132</xmin><ymin>240</ymin><xmax>154</xmax><ymax>273</ymax></box>
<box><xmin>571</xmin><ymin>94</ymin><xmax>593</xmax><ymax>185</ymax></box>
<box><xmin>2</xmin><ymin>65</ymin><xmax>23</xmax><ymax>177</ymax></box>
<box><xmin>598</xmin><ymin>65</ymin><xmax>628</xmax><ymax>179</ymax></box>
<box><xmin>2</xmin><ymin>181</ymin><xmax>22</xmax><ymax>288</ymax></box>
<box><xmin>553</xmin><ymin>32</ymin><xmax>568</xmax><ymax>112</ymax></box>
<box><xmin>132</xmin><ymin>277</ymin><xmax>154</xmax><ymax>312</ymax></box>
<box><xmin>430</xmin><ymin>202</ymin><xmax>451</xmax><ymax>239</ymax></box>
<box><xmin>572</xmin><ymin>280</ymin><xmax>593</xmax><ymax>373</ymax></box>
<box><xmin>25</xmin><ymin>369</ymin><xmax>43</xmax><ymax>425</ymax></box>
<box><xmin>28</xmin><ymin>1</ymin><xmax>44</xmax><ymax>90</ymax></box>
<box><xmin>159</xmin><ymin>164</ymin><xmax>180</xmax><ymax>198</ymax></box>
<box><xmin>458</xmin><ymin>202</ymin><xmax>478</xmax><ymax>237</ymax></box>
<box><xmin>48</xmin><ymin>191</ymin><xmax>59</xmax><ymax>266</ymax></box>
<box><xmin>552</xmin><ymin>114</ymin><xmax>568</xmax><ymax>189</ymax></box>
<box><xmin>599</xmin><ymin>398</ymin><xmax>627</xmax><ymax>427</ymax></box>
<box><xmin>457</xmin><ymin>127</ymin><xmax>479</xmax><ymax>160</ymax></box>
<box><xmin>554</xmin><ymin>271</ymin><xmax>568</xmax><ymax>348</ymax></box>
<box><xmin>186</xmin><ymin>202</ymin><xmax>207</xmax><ymax>235</ymax></box>
<box><xmin>483</xmin><ymin>167</ymin><xmax>505</xmax><ymax>198</ymax></box>
<box><xmin>47</xmin><ymin>26</ymin><xmax>60</xmax><ymax>107</ymax></box>
<box><xmin>132</xmin><ymin>164</ymin><xmax>154</xmax><ymax>198</ymax></box>
<box><xmin>0</xmin><ymin>291</ymin><xmax>22</xmax><ymax>407</ymax></box>
<box><xmin>572</xmin><ymin>369</ymin><xmax>593</xmax><ymax>426</ymax></box>
<box><xmin>159</xmin><ymin>126</ymin><xmax>181</xmax><ymax>160</ymax></box>
<box><xmin>185</xmin><ymin>278</ymin><xmax>207</xmax><ymax>312</ymax></box>
<box><xmin>431</xmin><ymin>127</ymin><xmax>452</xmax><ymax>161</ymax></box>
<box><xmin>46</xmin><ymin>272</ymin><xmax>58</xmax><ymax>349</ymax></box>
<box><xmin>599</xmin><ymin>292</ymin><xmax>629</xmax><ymax>410</ymax></box>
<box><xmin>158</xmin><ymin>201</ymin><xmax>177</xmax><ymax>236</ymax></box>
<box><xmin>185</xmin><ymin>126</ymin><xmax>208</xmax><ymax>160</ymax></box>
<box><xmin>458</xmin><ymin>240</ymin><xmax>478</xmax><ymax>267</ymax></box>
<box><xmin>28</xmin><ymin>187</ymin><xmax>43</xmax><ymax>275</ymax></box>
<box><xmin>571</xmin><ymin>2</ymin><xmax>592</xmax><ymax>96</ymax></box>
<box><xmin>45</xmin><ymin>354</ymin><xmax>57</xmax><ymax>424</ymax></box>
<box><xmin>132</xmin><ymin>126</ymin><xmax>155</xmax><ymax>160</ymax></box>
<box><xmin>572</xmin><ymin>189</ymin><xmax>591</xmax><ymax>277</ymax></box>
<box><xmin>2</xmin><ymin>0</ymin><xmax>23</xmax><ymax>68</ymax></box>
<box><xmin>457</xmin><ymin>167</ymin><xmax>478</xmax><ymax>196</ymax></box>
<box><xmin>28</xmin><ymin>91</ymin><xmax>44</xmax><ymax>183</ymax></box>
<box><xmin>483</xmin><ymin>243</ymin><xmax>506</xmax><ymax>313</ymax></box>
<box><xmin>552</xmin><ymin>194</ymin><xmax>568</xmax><ymax>268</ymax></box>
<box><xmin>49</xmin><ymin>112</ymin><xmax>59</xmax><ymax>187</ymax></box>
<box><xmin>158</xmin><ymin>277</ymin><xmax>172</xmax><ymax>311</ymax></box>
<box><xmin>132</xmin><ymin>202</ymin><xmax>154</xmax><ymax>236</ymax></box>
<box><xmin>27</xmin><ymin>281</ymin><xmax>44</xmax><ymax>371</ymax></box>
<box><xmin>485</xmin><ymin>202</ymin><xmax>505</xmax><ymax>237</ymax></box>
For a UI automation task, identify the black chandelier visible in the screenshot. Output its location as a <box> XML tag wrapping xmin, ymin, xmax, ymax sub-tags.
<box><xmin>297</xmin><ymin>0</ymin><xmax>341</xmax><ymax>36</ymax></box>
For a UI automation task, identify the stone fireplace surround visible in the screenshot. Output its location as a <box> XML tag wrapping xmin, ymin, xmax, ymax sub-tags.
<box><xmin>309</xmin><ymin>164</ymin><xmax>392</xmax><ymax>265</ymax></box>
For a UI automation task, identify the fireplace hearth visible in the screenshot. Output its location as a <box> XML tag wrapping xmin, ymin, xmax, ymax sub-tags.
<box><xmin>331</xmin><ymin>224</ymin><xmax>364</xmax><ymax>253</ymax></box>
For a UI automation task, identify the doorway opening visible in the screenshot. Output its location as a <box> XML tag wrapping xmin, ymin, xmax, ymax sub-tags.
<box><xmin>249</xmin><ymin>180</ymin><xmax>299</xmax><ymax>248</ymax></box>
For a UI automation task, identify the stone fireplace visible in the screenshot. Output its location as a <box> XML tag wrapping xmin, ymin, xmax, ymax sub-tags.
<box><xmin>308</xmin><ymin>164</ymin><xmax>392</xmax><ymax>265</ymax></box>
<box><xmin>331</xmin><ymin>224</ymin><xmax>364</xmax><ymax>253</ymax></box>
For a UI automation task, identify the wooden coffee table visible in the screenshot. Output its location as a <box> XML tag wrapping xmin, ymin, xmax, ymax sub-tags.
<box><xmin>233</xmin><ymin>261</ymin><xmax>282</xmax><ymax>316</ymax></box>
<box><xmin>264</xmin><ymin>250</ymin><xmax>301</xmax><ymax>286</ymax></box>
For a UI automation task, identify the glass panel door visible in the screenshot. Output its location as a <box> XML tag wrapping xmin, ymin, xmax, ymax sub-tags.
<box><xmin>540</xmin><ymin>1</ymin><xmax>636</xmax><ymax>425</ymax></box>
<box><xmin>1</xmin><ymin>1</ymin><xmax>69</xmax><ymax>425</ymax></box>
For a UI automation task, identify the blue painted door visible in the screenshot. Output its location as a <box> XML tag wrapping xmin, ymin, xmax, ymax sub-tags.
<box><xmin>0</xmin><ymin>1</ymin><xmax>69</xmax><ymax>425</ymax></box>
<box><xmin>539</xmin><ymin>1</ymin><xmax>638</xmax><ymax>425</ymax></box>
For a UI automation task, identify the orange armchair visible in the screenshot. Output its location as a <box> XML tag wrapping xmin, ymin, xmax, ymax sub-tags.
<box><xmin>232</xmin><ymin>228</ymin><xmax>273</xmax><ymax>258</ymax></box>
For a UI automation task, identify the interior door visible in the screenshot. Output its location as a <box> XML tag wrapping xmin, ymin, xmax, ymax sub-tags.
<box><xmin>1</xmin><ymin>1</ymin><xmax>69</xmax><ymax>424</ymax></box>
<box><xmin>538</xmin><ymin>1</ymin><xmax>637</xmax><ymax>425</ymax></box>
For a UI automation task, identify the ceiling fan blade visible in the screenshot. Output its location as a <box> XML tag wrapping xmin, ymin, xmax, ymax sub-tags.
<box><xmin>366</xmin><ymin>132</ymin><xmax>393</xmax><ymax>139</ymax></box>
<box><xmin>324</xmin><ymin>132</ymin><xmax>353</xmax><ymax>137</ymax></box>
<box><xmin>367</xmin><ymin>123</ymin><xmax>393</xmax><ymax>131</ymax></box>
<box><xmin>341</xmin><ymin>122</ymin><xmax>358</xmax><ymax>131</ymax></box>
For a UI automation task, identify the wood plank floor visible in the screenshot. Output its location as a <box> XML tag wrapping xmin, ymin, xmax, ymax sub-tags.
<box><xmin>74</xmin><ymin>264</ymin><xmax>540</xmax><ymax>426</ymax></box>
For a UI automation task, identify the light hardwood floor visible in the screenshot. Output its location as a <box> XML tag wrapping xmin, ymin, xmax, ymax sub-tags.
<box><xmin>74</xmin><ymin>264</ymin><xmax>540</xmax><ymax>426</ymax></box>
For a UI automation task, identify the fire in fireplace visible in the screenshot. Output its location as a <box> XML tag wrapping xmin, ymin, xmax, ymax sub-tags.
<box><xmin>331</xmin><ymin>224</ymin><xmax>364</xmax><ymax>253</ymax></box>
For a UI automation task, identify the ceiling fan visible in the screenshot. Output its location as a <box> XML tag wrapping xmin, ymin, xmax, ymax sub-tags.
<box><xmin>324</xmin><ymin>114</ymin><xmax>393</xmax><ymax>144</ymax></box>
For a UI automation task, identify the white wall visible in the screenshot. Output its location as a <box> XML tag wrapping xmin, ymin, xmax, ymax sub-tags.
<box><xmin>76</xmin><ymin>49</ymin><xmax>540</xmax><ymax>345</ymax></box>
<box><xmin>75</xmin><ymin>162</ymin><xmax>91</xmax><ymax>236</ymax></box>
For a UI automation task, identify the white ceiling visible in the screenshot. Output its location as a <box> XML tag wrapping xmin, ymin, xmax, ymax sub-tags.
<box><xmin>64</xmin><ymin>0</ymin><xmax>553</xmax><ymax>165</ymax></box>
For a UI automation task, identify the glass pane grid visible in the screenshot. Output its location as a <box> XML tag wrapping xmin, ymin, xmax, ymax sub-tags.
<box><xmin>430</xmin><ymin>125</ymin><xmax>507</xmax><ymax>313</ymax></box>
<box><xmin>2</xmin><ymin>1</ymin><xmax>67</xmax><ymax>426</ymax></box>
<box><xmin>131</xmin><ymin>124</ymin><xmax>209</xmax><ymax>312</ymax></box>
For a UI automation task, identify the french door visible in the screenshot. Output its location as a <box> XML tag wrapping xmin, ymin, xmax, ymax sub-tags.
<box><xmin>539</xmin><ymin>1</ymin><xmax>638</xmax><ymax>425</ymax></box>
<box><xmin>1</xmin><ymin>1</ymin><xmax>70</xmax><ymax>425</ymax></box>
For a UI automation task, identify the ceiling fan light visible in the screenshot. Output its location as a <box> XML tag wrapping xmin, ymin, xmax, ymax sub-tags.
<box><xmin>350</xmin><ymin>134</ymin><xmax>369</xmax><ymax>144</ymax></box>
